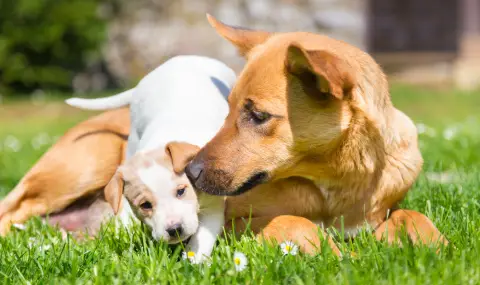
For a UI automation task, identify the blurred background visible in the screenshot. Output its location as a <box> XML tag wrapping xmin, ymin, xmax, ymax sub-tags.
<box><xmin>0</xmin><ymin>0</ymin><xmax>479</xmax><ymax>195</ymax></box>
<box><xmin>1</xmin><ymin>0</ymin><xmax>479</xmax><ymax>96</ymax></box>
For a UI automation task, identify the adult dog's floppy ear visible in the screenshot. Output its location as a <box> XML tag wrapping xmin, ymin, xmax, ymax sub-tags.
<box><xmin>165</xmin><ymin>142</ymin><xmax>201</xmax><ymax>174</ymax></box>
<box><xmin>104</xmin><ymin>170</ymin><xmax>124</xmax><ymax>215</ymax></box>
<box><xmin>206</xmin><ymin>14</ymin><xmax>271</xmax><ymax>58</ymax></box>
<box><xmin>286</xmin><ymin>43</ymin><xmax>355</xmax><ymax>100</ymax></box>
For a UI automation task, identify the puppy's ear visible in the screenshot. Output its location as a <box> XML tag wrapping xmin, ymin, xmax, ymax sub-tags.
<box><xmin>286</xmin><ymin>43</ymin><xmax>355</xmax><ymax>100</ymax></box>
<box><xmin>206</xmin><ymin>14</ymin><xmax>271</xmax><ymax>58</ymax></box>
<box><xmin>104</xmin><ymin>170</ymin><xmax>124</xmax><ymax>215</ymax></box>
<box><xmin>165</xmin><ymin>142</ymin><xmax>201</xmax><ymax>174</ymax></box>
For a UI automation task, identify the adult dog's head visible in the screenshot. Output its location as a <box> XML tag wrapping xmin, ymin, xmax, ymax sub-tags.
<box><xmin>186</xmin><ymin>15</ymin><xmax>392</xmax><ymax>196</ymax></box>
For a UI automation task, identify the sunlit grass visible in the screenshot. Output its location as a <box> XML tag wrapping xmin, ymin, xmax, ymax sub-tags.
<box><xmin>0</xmin><ymin>85</ymin><xmax>479</xmax><ymax>284</ymax></box>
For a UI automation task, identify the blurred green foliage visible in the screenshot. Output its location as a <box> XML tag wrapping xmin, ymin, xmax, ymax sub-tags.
<box><xmin>0</xmin><ymin>0</ymin><xmax>107</xmax><ymax>95</ymax></box>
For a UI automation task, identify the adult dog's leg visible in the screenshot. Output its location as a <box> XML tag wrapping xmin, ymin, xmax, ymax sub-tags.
<box><xmin>226</xmin><ymin>215</ymin><xmax>341</xmax><ymax>256</ymax></box>
<box><xmin>0</xmin><ymin>199</ymin><xmax>48</xmax><ymax>236</ymax></box>
<box><xmin>374</xmin><ymin>209</ymin><xmax>448</xmax><ymax>247</ymax></box>
<box><xmin>0</xmin><ymin>108</ymin><xmax>129</xmax><ymax>236</ymax></box>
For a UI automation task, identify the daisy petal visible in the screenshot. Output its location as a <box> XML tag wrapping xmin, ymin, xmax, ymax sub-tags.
<box><xmin>280</xmin><ymin>241</ymin><xmax>299</xmax><ymax>256</ymax></box>
<box><xmin>233</xmin><ymin>251</ymin><xmax>248</xmax><ymax>272</ymax></box>
<box><xmin>182</xmin><ymin>251</ymin><xmax>196</xmax><ymax>263</ymax></box>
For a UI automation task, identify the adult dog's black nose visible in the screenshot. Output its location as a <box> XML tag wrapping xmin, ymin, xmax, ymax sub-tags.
<box><xmin>185</xmin><ymin>157</ymin><xmax>204</xmax><ymax>183</ymax></box>
<box><xmin>166</xmin><ymin>224</ymin><xmax>183</xmax><ymax>238</ymax></box>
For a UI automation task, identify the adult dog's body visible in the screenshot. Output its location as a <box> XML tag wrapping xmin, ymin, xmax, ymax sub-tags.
<box><xmin>185</xmin><ymin>15</ymin><xmax>447</xmax><ymax>252</ymax></box>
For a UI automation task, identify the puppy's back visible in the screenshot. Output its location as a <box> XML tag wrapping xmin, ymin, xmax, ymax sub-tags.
<box><xmin>131</xmin><ymin>56</ymin><xmax>235</xmax><ymax>151</ymax></box>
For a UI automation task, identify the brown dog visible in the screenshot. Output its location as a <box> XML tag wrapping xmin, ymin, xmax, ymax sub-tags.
<box><xmin>0</xmin><ymin>108</ymin><xmax>130</xmax><ymax>236</ymax></box>
<box><xmin>185</xmin><ymin>15</ymin><xmax>448</xmax><ymax>253</ymax></box>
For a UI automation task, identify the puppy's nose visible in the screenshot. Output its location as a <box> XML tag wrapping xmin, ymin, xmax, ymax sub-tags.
<box><xmin>166</xmin><ymin>224</ymin><xmax>183</xmax><ymax>238</ymax></box>
<box><xmin>185</xmin><ymin>157</ymin><xmax>204</xmax><ymax>183</ymax></box>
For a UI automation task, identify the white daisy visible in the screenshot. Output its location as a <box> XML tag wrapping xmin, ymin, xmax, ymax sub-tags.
<box><xmin>280</xmin><ymin>241</ymin><xmax>299</xmax><ymax>256</ymax></box>
<box><xmin>233</xmin><ymin>252</ymin><xmax>248</xmax><ymax>272</ymax></box>
<box><xmin>182</xmin><ymin>251</ymin><xmax>196</xmax><ymax>263</ymax></box>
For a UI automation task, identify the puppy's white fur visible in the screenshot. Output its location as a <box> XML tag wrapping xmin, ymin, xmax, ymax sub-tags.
<box><xmin>67</xmin><ymin>55</ymin><xmax>235</xmax><ymax>262</ymax></box>
<box><xmin>136</xmin><ymin>162</ymin><xmax>198</xmax><ymax>241</ymax></box>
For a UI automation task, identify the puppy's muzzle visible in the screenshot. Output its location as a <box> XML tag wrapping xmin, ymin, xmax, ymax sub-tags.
<box><xmin>166</xmin><ymin>224</ymin><xmax>183</xmax><ymax>238</ymax></box>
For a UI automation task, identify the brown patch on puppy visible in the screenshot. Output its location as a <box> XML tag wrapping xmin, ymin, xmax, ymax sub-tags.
<box><xmin>165</xmin><ymin>142</ymin><xmax>200</xmax><ymax>174</ymax></box>
<box><xmin>104</xmin><ymin>171</ymin><xmax>125</xmax><ymax>215</ymax></box>
<box><xmin>103</xmin><ymin>152</ymin><xmax>163</xmax><ymax>221</ymax></box>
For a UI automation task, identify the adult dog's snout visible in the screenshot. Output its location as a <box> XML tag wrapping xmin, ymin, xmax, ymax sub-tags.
<box><xmin>185</xmin><ymin>151</ymin><xmax>229</xmax><ymax>196</ymax></box>
<box><xmin>186</xmin><ymin>145</ymin><xmax>265</xmax><ymax>196</ymax></box>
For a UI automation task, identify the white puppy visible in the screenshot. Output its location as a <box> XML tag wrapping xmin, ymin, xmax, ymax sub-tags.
<box><xmin>66</xmin><ymin>55</ymin><xmax>236</xmax><ymax>262</ymax></box>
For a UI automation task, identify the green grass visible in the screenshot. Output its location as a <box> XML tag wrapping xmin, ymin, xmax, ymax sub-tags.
<box><xmin>0</xmin><ymin>85</ymin><xmax>479</xmax><ymax>284</ymax></box>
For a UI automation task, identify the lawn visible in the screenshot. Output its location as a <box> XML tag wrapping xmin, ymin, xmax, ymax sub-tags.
<box><xmin>0</xmin><ymin>85</ymin><xmax>479</xmax><ymax>284</ymax></box>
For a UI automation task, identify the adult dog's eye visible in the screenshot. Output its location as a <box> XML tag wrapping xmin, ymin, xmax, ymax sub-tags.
<box><xmin>176</xmin><ymin>187</ymin><xmax>186</xmax><ymax>198</ymax></box>
<box><xmin>140</xmin><ymin>201</ymin><xmax>153</xmax><ymax>210</ymax></box>
<box><xmin>250</xmin><ymin>110</ymin><xmax>272</xmax><ymax>124</ymax></box>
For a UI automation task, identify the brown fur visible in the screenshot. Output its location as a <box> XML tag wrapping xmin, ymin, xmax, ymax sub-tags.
<box><xmin>165</xmin><ymin>142</ymin><xmax>201</xmax><ymax>175</ymax></box>
<box><xmin>0</xmin><ymin>108</ymin><xmax>130</xmax><ymax>235</ymax></box>
<box><xmin>226</xmin><ymin>215</ymin><xmax>341</xmax><ymax>256</ymax></box>
<box><xmin>374</xmin><ymin>209</ymin><xmax>448</xmax><ymax>248</ymax></box>
<box><xmin>186</xmin><ymin>15</ymin><xmax>448</xmax><ymax>252</ymax></box>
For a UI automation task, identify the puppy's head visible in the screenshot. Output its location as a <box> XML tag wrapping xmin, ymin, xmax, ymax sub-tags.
<box><xmin>105</xmin><ymin>142</ymin><xmax>201</xmax><ymax>244</ymax></box>
<box><xmin>186</xmin><ymin>15</ymin><xmax>377</xmax><ymax>196</ymax></box>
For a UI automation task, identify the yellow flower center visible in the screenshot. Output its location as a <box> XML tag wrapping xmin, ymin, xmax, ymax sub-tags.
<box><xmin>187</xmin><ymin>251</ymin><xmax>195</xmax><ymax>258</ymax></box>
<box><xmin>285</xmin><ymin>245</ymin><xmax>292</xmax><ymax>252</ymax></box>
<box><xmin>234</xmin><ymin>258</ymin><xmax>241</xmax><ymax>265</ymax></box>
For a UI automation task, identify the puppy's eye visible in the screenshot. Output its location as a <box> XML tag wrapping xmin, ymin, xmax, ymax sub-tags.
<box><xmin>176</xmin><ymin>187</ymin><xmax>186</xmax><ymax>198</ymax></box>
<box><xmin>140</xmin><ymin>201</ymin><xmax>153</xmax><ymax>210</ymax></box>
<box><xmin>250</xmin><ymin>110</ymin><xmax>271</xmax><ymax>124</ymax></box>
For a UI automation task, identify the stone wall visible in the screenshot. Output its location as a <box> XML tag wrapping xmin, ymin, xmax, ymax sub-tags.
<box><xmin>100</xmin><ymin>0</ymin><xmax>368</xmax><ymax>85</ymax></box>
